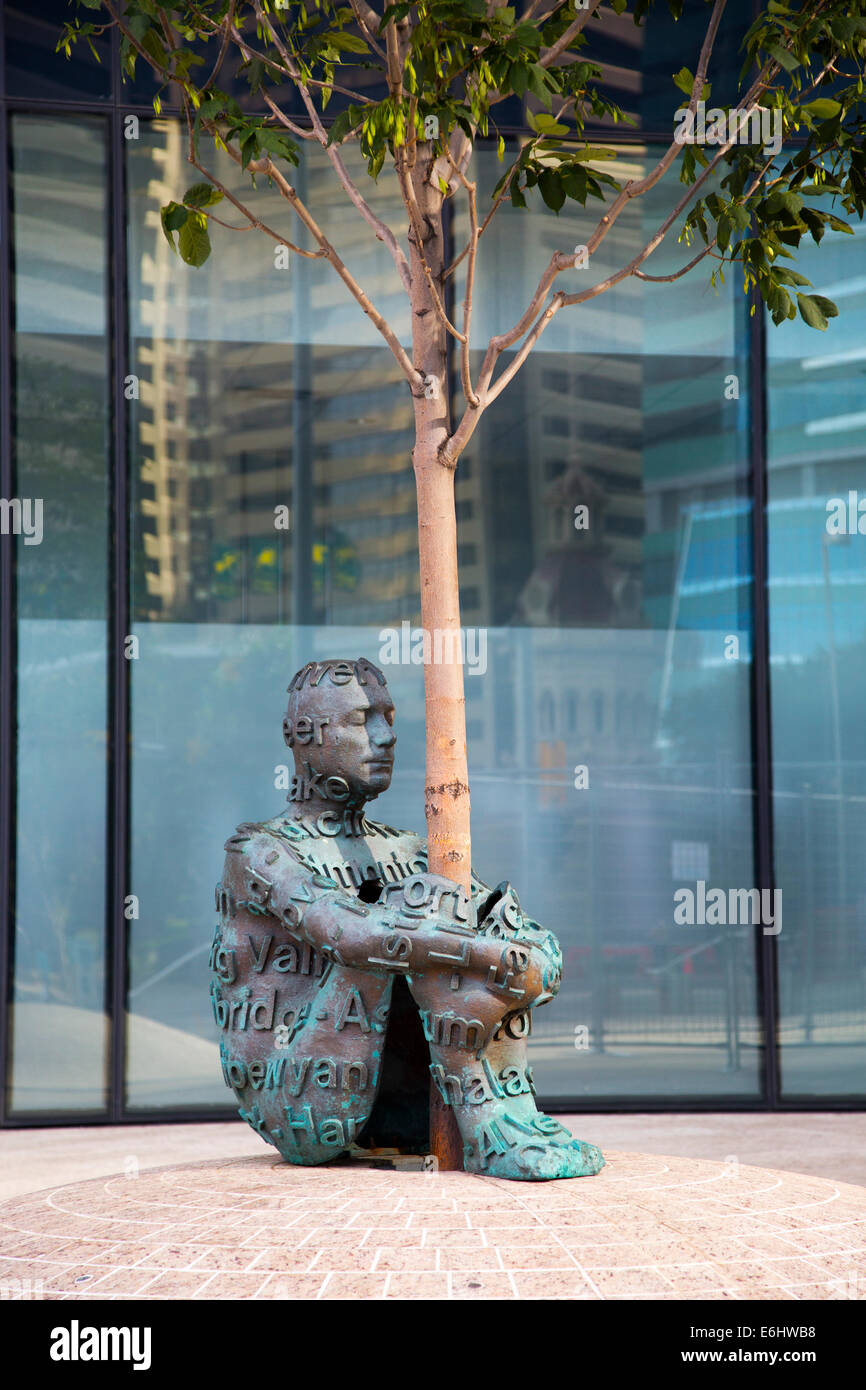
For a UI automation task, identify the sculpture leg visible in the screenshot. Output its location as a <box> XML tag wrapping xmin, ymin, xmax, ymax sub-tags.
<box><xmin>466</xmin><ymin>1026</ymin><xmax>604</xmax><ymax>1178</ymax></box>
<box><xmin>407</xmin><ymin>973</ymin><xmax>603</xmax><ymax>1181</ymax></box>
<box><xmin>226</xmin><ymin>969</ymin><xmax>394</xmax><ymax>1166</ymax></box>
<box><xmin>426</xmin><ymin>1033</ymin><xmax>604</xmax><ymax>1180</ymax></box>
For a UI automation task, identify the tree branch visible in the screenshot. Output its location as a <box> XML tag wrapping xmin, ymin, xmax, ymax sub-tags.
<box><xmin>396</xmin><ymin>153</ymin><xmax>466</xmax><ymax>343</ymax></box>
<box><xmin>200</xmin><ymin>0</ymin><xmax>234</xmax><ymax>91</ymax></box>
<box><xmin>220</xmin><ymin>138</ymin><xmax>422</xmax><ymax>385</ymax></box>
<box><xmin>249</xmin><ymin>0</ymin><xmax>413</xmax><ymax>296</ymax></box>
<box><xmin>444</xmin><ymin>146</ymin><xmax>480</xmax><ymax>405</ymax></box>
<box><xmin>183</xmin><ymin>131</ymin><xmax>323</xmax><ymax>258</ymax></box>
<box><xmin>633</xmin><ymin>243</ymin><xmax>720</xmax><ymax>281</ymax></box>
<box><xmin>348</xmin><ymin>0</ymin><xmax>387</xmax><ymax>59</ymax></box>
<box><xmin>445</xmin><ymin>149</ymin><xmax>518</xmax><ymax>280</ymax></box>
<box><xmin>538</xmin><ymin>0</ymin><xmax>604</xmax><ymax>69</ymax></box>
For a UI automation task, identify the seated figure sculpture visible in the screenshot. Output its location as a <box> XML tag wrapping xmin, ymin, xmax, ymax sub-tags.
<box><xmin>211</xmin><ymin>656</ymin><xmax>604</xmax><ymax>1181</ymax></box>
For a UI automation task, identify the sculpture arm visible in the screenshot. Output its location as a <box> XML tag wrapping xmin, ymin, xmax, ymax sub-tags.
<box><xmin>229</xmin><ymin>830</ymin><xmax>529</xmax><ymax>988</ymax></box>
<box><xmin>227</xmin><ymin>828</ymin><xmax>413</xmax><ymax>975</ymax></box>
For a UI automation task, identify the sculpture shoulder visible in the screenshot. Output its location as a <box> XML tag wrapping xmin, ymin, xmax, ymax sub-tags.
<box><xmin>222</xmin><ymin>817</ymin><xmax>320</xmax><ymax>885</ymax></box>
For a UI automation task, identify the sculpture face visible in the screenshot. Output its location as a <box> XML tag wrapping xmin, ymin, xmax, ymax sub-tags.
<box><xmin>283</xmin><ymin>677</ymin><xmax>396</xmax><ymax>803</ymax></box>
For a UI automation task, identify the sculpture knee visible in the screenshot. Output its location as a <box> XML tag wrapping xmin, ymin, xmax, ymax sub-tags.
<box><xmin>274</xmin><ymin>1101</ymin><xmax>370</xmax><ymax>1164</ymax></box>
<box><xmin>221</xmin><ymin>1035</ymin><xmax>375</xmax><ymax>1164</ymax></box>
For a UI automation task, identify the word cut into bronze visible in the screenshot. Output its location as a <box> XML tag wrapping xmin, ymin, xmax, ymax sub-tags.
<box><xmin>211</xmin><ymin>656</ymin><xmax>604</xmax><ymax>1181</ymax></box>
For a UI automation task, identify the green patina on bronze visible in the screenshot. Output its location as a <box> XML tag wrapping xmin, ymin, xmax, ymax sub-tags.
<box><xmin>211</xmin><ymin>657</ymin><xmax>604</xmax><ymax>1180</ymax></box>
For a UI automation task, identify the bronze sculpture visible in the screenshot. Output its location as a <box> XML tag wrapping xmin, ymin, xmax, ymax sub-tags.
<box><xmin>211</xmin><ymin>656</ymin><xmax>604</xmax><ymax>1180</ymax></box>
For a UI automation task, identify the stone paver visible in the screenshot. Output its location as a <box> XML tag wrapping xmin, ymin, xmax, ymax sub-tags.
<box><xmin>1</xmin><ymin>1150</ymin><xmax>865</xmax><ymax>1300</ymax></box>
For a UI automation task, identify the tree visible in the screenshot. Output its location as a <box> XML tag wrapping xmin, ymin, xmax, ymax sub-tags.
<box><xmin>63</xmin><ymin>0</ymin><xmax>866</xmax><ymax>1164</ymax></box>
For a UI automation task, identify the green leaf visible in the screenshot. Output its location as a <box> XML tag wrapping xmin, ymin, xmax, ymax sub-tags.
<box><xmin>528</xmin><ymin>112</ymin><xmax>569</xmax><ymax>136</ymax></box>
<box><xmin>772</xmin><ymin>267</ymin><xmax>811</xmax><ymax>287</ymax></box>
<box><xmin>328</xmin><ymin>32</ymin><xmax>369</xmax><ymax>54</ymax></box>
<box><xmin>562</xmin><ymin>167</ymin><xmax>588</xmax><ymax>203</ymax></box>
<box><xmin>800</xmin><ymin>208</ymin><xmax>826</xmax><ymax>244</ymax></box>
<box><xmin>178</xmin><ymin>211</ymin><xmax>211</xmax><ymax>267</ymax></box>
<box><xmin>768</xmin><ymin>43</ymin><xmax>799</xmax><ymax>75</ymax></box>
<box><xmin>240</xmin><ymin>131</ymin><xmax>258</xmax><ymax>169</ymax></box>
<box><xmin>140</xmin><ymin>28</ymin><xmax>168</xmax><ymax>69</ymax></box>
<box><xmin>717</xmin><ymin>214</ymin><xmax>732</xmax><ymax>253</ymax></box>
<box><xmin>525</xmin><ymin>64</ymin><xmax>553</xmax><ymax>110</ymax></box>
<box><xmin>672</xmin><ymin>67</ymin><xmax>694</xmax><ymax>96</ymax></box>
<box><xmin>766</xmin><ymin>282</ymin><xmax>794</xmax><ymax>325</ymax></box>
<box><xmin>182</xmin><ymin>181</ymin><xmax>223</xmax><ymax>209</ymax></box>
<box><xmin>509</xmin><ymin>63</ymin><xmax>528</xmax><ymax>98</ymax></box>
<box><xmin>327</xmin><ymin>109</ymin><xmax>353</xmax><ymax>146</ymax></box>
<box><xmin>803</xmin><ymin>99</ymin><xmax>842</xmax><ymax>121</ymax></box>
<box><xmin>160</xmin><ymin>201</ymin><xmax>187</xmax><ymax>253</ymax></box>
<box><xmin>257</xmin><ymin>128</ymin><xmax>300</xmax><ymax>165</ymax></box>
<box><xmin>796</xmin><ymin>292</ymin><xmax>832</xmax><ymax>330</ymax></box>
<box><xmin>809</xmin><ymin>295</ymin><xmax>839</xmax><ymax>319</ymax></box>
<box><xmin>570</xmin><ymin>147</ymin><xmax>618</xmax><ymax>163</ymax></box>
<box><xmin>509</xmin><ymin>176</ymin><xmax>527</xmax><ymax>209</ymax></box>
<box><xmin>538</xmin><ymin>169</ymin><xmax>565</xmax><ymax>212</ymax></box>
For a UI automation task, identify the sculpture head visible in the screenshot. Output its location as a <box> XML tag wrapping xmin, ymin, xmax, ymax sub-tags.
<box><xmin>283</xmin><ymin>658</ymin><xmax>396</xmax><ymax>807</ymax></box>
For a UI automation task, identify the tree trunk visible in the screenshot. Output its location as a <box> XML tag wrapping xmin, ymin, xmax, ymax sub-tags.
<box><xmin>409</xmin><ymin>158</ymin><xmax>469</xmax><ymax>1171</ymax></box>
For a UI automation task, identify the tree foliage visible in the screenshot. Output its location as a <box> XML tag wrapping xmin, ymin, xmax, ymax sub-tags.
<box><xmin>60</xmin><ymin>1</ymin><xmax>865</xmax><ymax>338</ymax></box>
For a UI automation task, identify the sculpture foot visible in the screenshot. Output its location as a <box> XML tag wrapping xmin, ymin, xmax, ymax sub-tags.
<box><xmin>463</xmin><ymin>1129</ymin><xmax>604</xmax><ymax>1181</ymax></box>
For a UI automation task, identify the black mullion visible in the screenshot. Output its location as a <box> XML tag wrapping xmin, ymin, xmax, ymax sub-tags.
<box><xmin>749</xmin><ymin>283</ymin><xmax>780</xmax><ymax>1109</ymax></box>
<box><xmin>106</xmin><ymin>27</ymin><xmax>131</xmax><ymax>1123</ymax></box>
<box><xmin>0</xmin><ymin>11</ymin><xmax>16</xmax><ymax>1127</ymax></box>
<box><xmin>746</xmin><ymin>0</ymin><xmax>779</xmax><ymax>1111</ymax></box>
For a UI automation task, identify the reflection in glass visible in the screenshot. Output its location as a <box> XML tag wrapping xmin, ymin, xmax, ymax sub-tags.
<box><xmin>9</xmin><ymin>116</ymin><xmax>109</xmax><ymax>1113</ymax></box>
<box><xmin>768</xmin><ymin>219</ymin><xmax>866</xmax><ymax>1096</ymax></box>
<box><xmin>125</xmin><ymin>128</ymin><xmax>760</xmax><ymax>1106</ymax></box>
<box><xmin>4</xmin><ymin>1</ymin><xmax>112</xmax><ymax>102</ymax></box>
<box><xmin>456</xmin><ymin>145</ymin><xmax>759</xmax><ymax>1097</ymax></box>
<box><xmin>126</xmin><ymin>126</ymin><xmax>417</xmax><ymax>1105</ymax></box>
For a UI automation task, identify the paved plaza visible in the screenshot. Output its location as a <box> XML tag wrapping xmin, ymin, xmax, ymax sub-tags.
<box><xmin>1</xmin><ymin>1140</ymin><xmax>865</xmax><ymax>1301</ymax></box>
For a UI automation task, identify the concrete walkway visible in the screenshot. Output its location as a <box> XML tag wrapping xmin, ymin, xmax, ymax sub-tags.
<box><xmin>1</xmin><ymin>1113</ymin><xmax>864</xmax><ymax>1202</ymax></box>
<box><xmin>2</xmin><ymin>1150</ymin><xmax>865</xmax><ymax>1301</ymax></box>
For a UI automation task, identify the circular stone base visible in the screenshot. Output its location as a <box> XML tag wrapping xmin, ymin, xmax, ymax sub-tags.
<box><xmin>1</xmin><ymin>1151</ymin><xmax>865</xmax><ymax>1300</ymax></box>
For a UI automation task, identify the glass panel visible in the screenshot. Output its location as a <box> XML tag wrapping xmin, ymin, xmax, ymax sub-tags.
<box><xmin>9</xmin><ymin>115</ymin><xmax>109</xmax><ymax>1114</ymax></box>
<box><xmin>578</xmin><ymin>0</ymin><xmax>753</xmax><ymax>135</ymax></box>
<box><xmin>125</xmin><ymin>120</ymin><xmax>759</xmax><ymax>1109</ymax></box>
<box><xmin>125</xmin><ymin>126</ymin><xmax>412</xmax><ymax>1107</ymax></box>
<box><xmin>4</xmin><ymin>1</ymin><xmax>112</xmax><ymax>102</ymax></box>
<box><xmin>454</xmin><ymin>145</ymin><xmax>760</xmax><ymax>1099</ymax></box>
<box><xmin>767</xmin><ymin>216</ymin><xmax>866</xmax><ymax>1097</ymax></box>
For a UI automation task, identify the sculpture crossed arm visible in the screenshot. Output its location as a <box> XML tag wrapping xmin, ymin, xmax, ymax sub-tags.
<box><xmin>235</xmin><ymin>827</ymin><xmax>562</xmax><ymax>1025</ymax></box>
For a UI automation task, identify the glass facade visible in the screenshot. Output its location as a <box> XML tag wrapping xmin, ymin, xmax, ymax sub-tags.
<box><xmin>767</xmin><ymin>202</ymin><xmax>866</xmax><ymax>1098</ymax></box>
<box><xmin>8</xmin><ymin>113</ymin><xmax>110</xmax><ymax>1113</ymax></box>
<box><xmin>1</xmin><ymin>1</ymin><xmax>863</xmax><ymax>1122</ymax></box>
